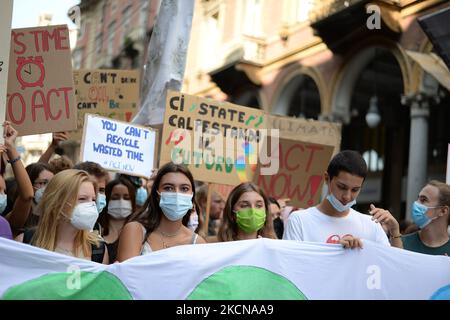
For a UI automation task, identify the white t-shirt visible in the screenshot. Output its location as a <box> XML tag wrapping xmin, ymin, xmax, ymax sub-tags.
<box><xmin>283</xmin><ymin>206</ymin><xmax>390</xmax><ymax>246</ymax></box>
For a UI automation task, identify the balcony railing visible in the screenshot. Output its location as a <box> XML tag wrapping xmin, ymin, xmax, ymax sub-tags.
<box><xmin>308</xmin><ymin>0</ymin><xmax>367</xmax><ymax>23</ymax></box>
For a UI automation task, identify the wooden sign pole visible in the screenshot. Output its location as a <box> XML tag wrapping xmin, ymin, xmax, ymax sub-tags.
<box><xmin>203</xmin><ymin>183</ymin><xmax>212</xmax><ymax>236</ymax></box>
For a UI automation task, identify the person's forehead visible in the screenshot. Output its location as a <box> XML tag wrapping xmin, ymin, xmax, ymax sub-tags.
<box><xmin>160</xmin><ymin>172</ymin><xmax>191</xmax><ymax>185</ymax></box>
<box><xmin>212</xmin><ymin>193</ymin><xmax>224</xmax><ymax>201</ymax></box>
<box><xmin>38</xmin><ymin>170</ymin><xmax>53</xmax><ymax>180</ymax></box>
<box><xmin>269</xmin><ymin>203</ymin><xmax>280</xmax><ymax>212</ymax></box>
<box><xmin>79</xmin><ymin>181</ymin><xmax>95</xmax><ymax>194</ymax></box>
<box><xmin>89</xmin><ymin>174</ymin><xmax>106</xmax><ymax>186</ymax></box>
<box><xmin>334</xmin><ymin>171</ymin><xmax>364</xmax><ymax>188</ymax></box>
<box><xmin>237</xmin><ymin>191</ymin><xmax>264</xmax><ymax>202</ymax></box>
<box><xmin>420</xmin><ymin>185</ymin><xmax>439</xmax><ymax>201</ymax></box>
<box><xmin>112</xmin><ymin>184</ymin><xmax>129</xmax><ymax>194</ymax></box>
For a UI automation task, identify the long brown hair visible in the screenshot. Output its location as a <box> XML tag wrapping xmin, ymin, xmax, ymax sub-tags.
<box><xmin>129</xmin><ymin>162</ymin><xmax>197</xmax><ymax>241</ymax></box>
<box><xmin>32</xmin><ymin>169</ymin><xmax>99</xmax><ymax>257</ymax></box>
<box><xmin>218</xmin><ymin>182</ymin><xmax>276</xmax><ymax>241</ymax></box>
<box><xmin>97</xmin><ymin>177</ymin><xmax>136</xmax><ymax>236</ymax></box>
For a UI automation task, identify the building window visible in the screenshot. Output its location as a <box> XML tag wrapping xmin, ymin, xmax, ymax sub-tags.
<box><xmin>95</xmin><ymin>34</ymin><xmax>103</xmax><ymax>55</ymax></box>
<box><xmin>78</xmin><ymin>17</ymin><xmax>84</xmax><ymax>39</ymax></box>
<box><xmin>111</xmin><ymin>0</ymin><xmax>117</xmax><ymax>14</ymax></box>
<box><xmin>107</xmin><ymin>21</ymin><xmax>116</xmax><ymax>56</ymax></box>
<box><xmin>283</xmin><ymin>0</ymin><xmax>313</xmax><ymax>26</ymax></box>
<box><xmin>73</xmin><ymin>49</ymin><xmax>82</xmax><ymax>69</ymax></box>
<box><xmin>244</xmin><ymin>0</ymin><xmax>262</xmax><ymax>36</ymax></box>
<box><xmin>295</xmin><ymin>0</ymin><xmax>313</xmax><ymax>23</ymax></box>
<box><xmin>201</xmin><ymin>9</ymin><xmax>220</xmax><ymax>70</ymax></box>
<box><xmin>140</xmin><ymin>0</ymin><xmax>149</xmax><ymax>28</ymax></box>
<box><xmin>363</xmin><ymin>149</ymin><xmax>384</xmax><ymax>172</ymax></box>
<box><xmin>100</xmin><ymin>2</ymin><xmax>106</xmax><ymax>24</ymax></box>
<box><xmin>122</xmin><ymin>5</ymin><xmax>133</xmax><ymax>38</ymax></box>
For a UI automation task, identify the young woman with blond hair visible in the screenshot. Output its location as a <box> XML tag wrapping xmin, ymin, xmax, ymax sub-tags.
<box><xmin>16</xmin><ymin>169</ymin><xmax>108</xmax><ymax>263</ymax></box>
<box><xmin>218</xmin><ymin>182</ymin><xmax>277</xmax><ymax>242</ymax></box>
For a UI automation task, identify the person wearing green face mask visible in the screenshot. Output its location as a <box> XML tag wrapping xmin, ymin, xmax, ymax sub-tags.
<box><xmin>218</xmin><ymin>182</ymin><xmax>277</xmax><ymax>242</ymax></box>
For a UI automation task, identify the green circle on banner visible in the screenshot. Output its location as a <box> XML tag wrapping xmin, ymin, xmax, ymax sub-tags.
<box><xmin>2</xmin><ymin>271</ymin><xmax>132</xmax><ymax>300</ymax></box>
<box><xmin>187</xmin><ymin>266</ymin><xmax>307</xmax><ymax>300</ymax></box>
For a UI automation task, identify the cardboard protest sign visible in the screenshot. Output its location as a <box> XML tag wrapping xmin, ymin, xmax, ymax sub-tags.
<box><xmin>0</xmin><ymin>0</ymin><xmax>14</xmax><ymax>144</ymax></box>
<box><xmin>71</xmin><ymin>69</ymin><xmax>140</xmax><ymax>141</ymax></box>
<box><xmin>212</xmin><ymin>183</ymin><xmax>235</xmax><ymax>201</ymax></box>
<box><xmin>80</xmin><ymin>114</ymin><xmax>157</xmax><ymax>178</ymax></box>
<box><xmin>6</xmin><ymin>25</ymin><xmax>76</xmax><ymax>136</ymax></box>
<box><xmin>253</xmin><ymin>137</ymin><xmax>334</xmax><ymax>209</ymax></box>
<box><xmin>268</xmin><ymin>114</ymin><xmax>341</xmax><ymax>155</ymax></box>
<box><xmin>161</xmin><ymin>91</ymin><xmax>266</xmax><ymax>185</ymax></box>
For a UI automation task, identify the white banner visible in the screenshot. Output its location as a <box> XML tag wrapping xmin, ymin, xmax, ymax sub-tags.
<box><xmin>80</xmin><ymin>114</ymin><xmax>157</xmax><ymax>178</ymax></box>
<box><xmin>1</xmin><ymin>238</ymin><xmax>449</xmax><ymax>300</ymax></box>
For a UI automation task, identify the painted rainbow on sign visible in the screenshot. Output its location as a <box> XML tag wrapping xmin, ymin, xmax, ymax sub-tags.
<box><xmin>235</xmin><ymin>142</ymin><xmax>257</xmax><ymax>182</ymax></box>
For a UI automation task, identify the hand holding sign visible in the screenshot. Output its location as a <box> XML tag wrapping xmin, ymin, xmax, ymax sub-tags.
<box><xmin>51</xmin><ymin>131</ymin><xmax>69</xmax><ymax>147</ymax></box>
<box><xmin>3</xmin><ymin>121</ymin><xmax>18</xmax><ymax>150</ymax></box>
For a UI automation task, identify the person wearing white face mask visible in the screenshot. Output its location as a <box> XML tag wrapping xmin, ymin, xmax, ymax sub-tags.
<box><xmin>284</xmin><ymin>150</ymin><xmax>403</xmax><ymax>249</ymax></box>
<box><xmin>117</xmin><ymin>162</ymin><xmax>206</xmax><ymax>262</ymax></box>
<box><xmin>402</xmin><ymin>180</ymin><xmax>450</xmax><ymax>255</ymax></box>
<box><xmin>16</xmin><ymin>170</ymin><xmax>108</xmax><ymax>264</ymax></box>
<box><xmin>96</xmin><ymin>178</ymin><xmax>136</xmax><ymax>263</ymax></box>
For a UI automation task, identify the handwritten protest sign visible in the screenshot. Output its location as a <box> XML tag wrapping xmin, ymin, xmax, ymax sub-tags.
<box><xmin>71</xmin><ymin>69</ymin><xmax>140</xmax><ymax>141</ymax></box>
<box><xmin>0</xmin><ymin>0</ymin><xmax>14</xmax><ymax>144</ymax></box>
<box><xmin>80</xmin><ymin>114</ymin><xmax>157</xmax><ymax>178</ymax></box>
<box><xmin>212</xmin><ymin>183</ymin><xmax>235</xmax><ymax>202</ymax></box>
<box><xmin>161</xmin><ymin>91</ymin><xmax>342</xmax><ymax>194</ymax></box>
<box><xmin>268</xmin><ymin>114</ymin><xmax>341</xmax><ymax>155</ymax></box>
<box><xmin>253</xmin><ymin>137</ymin><xmax>334</xmax><ymax>208</ymax></box>
<box><xmin>161</xmin><ymin>91</ymin><xmax>266</xmax><ymax>185</ymax></box>
<box><xmin>6</xmin><ymin>25</ymin><xmax>76</xmax><ymax>136</ymax></box>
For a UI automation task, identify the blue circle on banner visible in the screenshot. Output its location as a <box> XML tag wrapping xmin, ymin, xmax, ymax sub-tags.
<box><xmin>431</xmin><ymin>285</ymin><xmax>450</xmax><ymax>300</ymax></box>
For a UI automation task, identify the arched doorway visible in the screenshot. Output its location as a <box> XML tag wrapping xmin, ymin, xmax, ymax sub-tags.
<box><xmin>335</xmin><ymin>47</ymin><xmax>409</xmax><ymax>218</ymax></box>
<box><xmin>273</xmin><ymin>73</ymin><xmax>321</xmax><ymax>118</ymax></box>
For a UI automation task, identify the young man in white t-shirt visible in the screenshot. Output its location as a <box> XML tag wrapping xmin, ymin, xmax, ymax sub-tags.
<box><xmin>283</xmin><ymin>150</ymin><xmax>403</xmax><ymax>249</ymax></box>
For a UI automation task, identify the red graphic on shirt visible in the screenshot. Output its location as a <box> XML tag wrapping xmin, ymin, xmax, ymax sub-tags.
<box><xmin>326</xmin><ymin>234</ymin><xmax>353</xmax><ymax>244</ymax></box>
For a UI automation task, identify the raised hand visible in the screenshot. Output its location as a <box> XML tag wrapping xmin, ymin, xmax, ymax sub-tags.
<box><xmin>369</xmin><ymin>204</ymin><xmax>400</xmax><ymax>236</ymax></box>
<box><xmin>3</xmin><ymin>121</ymin><xmax>18</xmax><ymax>149</ymax></box>
<box><xmin>51</xmin><ymin>131</ymin><xmax>69</xmax><ymax>147</ymax></box>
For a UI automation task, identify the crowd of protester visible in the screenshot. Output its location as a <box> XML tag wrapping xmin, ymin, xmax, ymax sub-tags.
<box><xmin>1</xmin><ymin>122</ymin><xmax>449</xmax><ymax>264</ymax></box>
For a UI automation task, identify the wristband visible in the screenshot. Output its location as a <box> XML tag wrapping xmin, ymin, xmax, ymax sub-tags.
<box><xmin>7</xmin><ymin>155</ymin><xmax>21</xmax><ymax>164</ymax></box>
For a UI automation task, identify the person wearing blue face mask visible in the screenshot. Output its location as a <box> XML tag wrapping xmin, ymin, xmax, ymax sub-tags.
<box><xmin>402</xmin><ymin>181</ymin><xmax>450</xmax><ymax>255</ymax></box>
<box><xmin>135</xmin><ymin>186</ymin><xmax>148</xmax><ymax>208</ymax></box>
<box><xmin>284</xmin><ymin>150</ymin><xmax>403</xmax><ymax>249</ymax></box>
<box><xmin>117</xmin><ymin>162</ymin><xmax>206</xmax><ymax>262</ymax></box>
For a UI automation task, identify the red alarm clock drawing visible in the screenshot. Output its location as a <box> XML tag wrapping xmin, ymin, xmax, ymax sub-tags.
<box><xmin>16</xmin><ymin>56</ymin><xmax>46</xmax><ymax>89</ymax></box>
